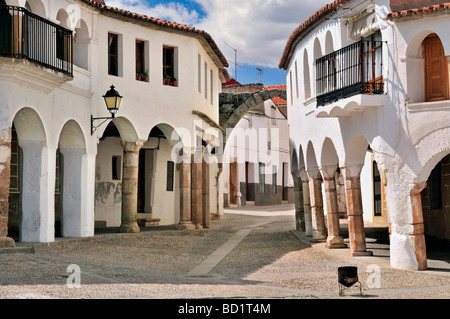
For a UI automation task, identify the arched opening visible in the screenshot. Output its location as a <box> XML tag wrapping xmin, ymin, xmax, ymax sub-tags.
<box><xmin>74</xmin><ymin>19</ymin><xmax>90</xmax><ymax>70</ymax></box>
<box><xmin>420</xmin><ymin>154</ymin><xmax>450</xmax><ymax>265</ymax></box>
<box><xmin>56</xmin><ymin>120</ymin><xmax>87</xmax><ymax>238</ymax></box>
<box><xmin>94</xmin><ymin>118</ymin><xmax>138</xmax><ymax>230</ymax></box>
<box><xmin>303</xmin><ymin>50</ymin><xmax>311</xmax><ymax>100</ymax></box>
<box><xmin>9</xmin><ymin>107</ymin><xmax>47</xmax><ymax>242</ymax></box>
<box><xmin>313</xmin><ymin>38</ymin><xmax>323</xmax><ymax>97</ymax></box>
<box><xmin>24</xmin><ymin>0</ymin><xmax>46</xmax><ymax>17</ymax></box>
<box><xmin>135</xmin><ymin>124</ymin><xmax>182</xmax><ymax>226</ymax></box>
<box><xmin>406</xmin><ymin>32</ymin><xmax>449</xmax><ymax>103</ymax></box>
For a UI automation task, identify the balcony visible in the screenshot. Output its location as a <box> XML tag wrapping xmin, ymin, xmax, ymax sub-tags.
<box><xmin>315</xmin><ymin>40</ymin><xmax>385</xmax><ymax>115</ymax></box>
<box><xmin>0</xmin><ymin>5</ymin><xmax>73</xmax><ymax>77</ymax></box>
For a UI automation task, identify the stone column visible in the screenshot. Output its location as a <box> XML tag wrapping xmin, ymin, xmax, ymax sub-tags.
<box><xmin>342</xmin><ymin>165</ymin><xmax>373</xmax><ymax>256</ymax></box>
<box><xmin>291</xmin><ymin>169</ymin><xmax>305</xmax><ymax>231</ymax></box>
<box><xmin>0</xmin><ymin>128</ymin><xmax>15</xmax><ymax>248</ymax></box>
<box><xmin>191</xmin><ymin>147</ymin><xmax>203</xmax><ymax>229</ymax></box>
<box><xmin>320</xmin><ymin>165</ymin><xmax>346</xmax><ymax>249</ymax></box>
<box><xmin>177</xmin><ymin>149</ymin><xmax>195</xmax><ymax>230</ymax></box>
<box><xmin>308</xmin><ymin>168</ymin><xmax>327</xmax><ymax>241</ymax></box>
<box><xmin>410</xmin><ymin>182</ymin><xmax>428</xmax><ymax>270</ymax></box>
<box><xmin>119</xmin><ymin>141</ymin><xmax>143</xmax><ymax>233</ymax></box>
<box><xmin>202</xmin><ymin>156</ymin><xmax>210</xmax><ymax>228</ymax></box>
<box><xmin>300</xmin><ymin>168</ymin><xmax>312</xmax><ymax>236</ymax></box>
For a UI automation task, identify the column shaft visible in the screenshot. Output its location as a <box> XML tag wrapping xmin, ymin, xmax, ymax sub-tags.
<box><xmin>291</xmin><ymin>170</ymin><xmax>305</xmax><ymax>231</ymax></box>
<box><xmin>321</xmin><ymin>166</ymin><xmax>346</xmax><ymax>249</ymax></box>
<box><xmin>191</xmin><ymin>148</ymin><xmax>203</xmax><ymax>229</ymax></box>
<box><xmin>342</xmin><ymin>166</ymin><xmax>372</xmax><ymax>256</ymax></box>
<box><xmin>308</xmin><ymin>168</ymin><xmax>327</xmax><ymax>241</ymax></box>
<box><xmin>177</xmin><ymin>149</ymin><xmax>195</xmax><ymax>229</ymax></box>
<box><xmin>410</xmin><ymin>182</ymin><xmax>428</xmax><ymax>270</ymax></box>
<box><xmin>119</xmin><ymin>141</ymin><xmax>143</xmax><ymax>233</ymax></box>
<box><xmin>300</xmin><ymin>168</ymin><xmax>312</xmax><ymax>236</ymax></box>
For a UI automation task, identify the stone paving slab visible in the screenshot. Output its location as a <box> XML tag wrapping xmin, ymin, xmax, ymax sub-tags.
<box><xmin>0</xmin><ymin>205</ymin><xmax>449</xmax><ymax>300</ymax></box>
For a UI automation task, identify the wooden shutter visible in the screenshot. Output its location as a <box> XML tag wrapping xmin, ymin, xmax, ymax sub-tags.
<box><xmin>425</xmin><ymin>34</ymin><xmax>449</xmax><ymax>102</ymax></box>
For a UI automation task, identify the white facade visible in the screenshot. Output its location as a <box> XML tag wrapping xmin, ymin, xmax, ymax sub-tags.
<box><xmin>281</xmin><ymin>0</ymin><xmax>450</xmax><ymax>270</ymax></box>
<box><xmin>0</xmin><ymin>0</ymin><xmax>227</xmax><ymax>243</ymax></box>
<box><xmin>220</xmin><ymin>93</ymin><xmax>293</xmax><ymax>207</ymax></box>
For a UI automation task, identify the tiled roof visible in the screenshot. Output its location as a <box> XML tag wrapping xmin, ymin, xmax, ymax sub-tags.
<box><xmin>279</xmin><ymin>0</ymin><xmax>349</xmax><ymax>70</ymax></box>
<box><xmin>387</xmin><ymin>2</ymin><xmax>450</xmax><ymax>20</ymax></box>
<box><xmin>265</xmin><ymin>85</ymin><xmax>287</xmax><ymax>106</ymax></box>
<box><xmin>222</xmin><ymin>78</ymin><xmax>241</xmax><ymax>87</ymax></box>
<box><xmin>80</xmin><ymin>0</ymin><xmax>228</xmax><ymax>68</ymax></box>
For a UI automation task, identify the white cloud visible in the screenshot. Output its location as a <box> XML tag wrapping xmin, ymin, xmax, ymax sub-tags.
<box><xmin>105</xmin><ymin>0</ymin><xmax>331</xmax><ymax>68</ymax></box>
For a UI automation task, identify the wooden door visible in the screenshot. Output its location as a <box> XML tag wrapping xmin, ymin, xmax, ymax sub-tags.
<box><xmin>424</xmin><ymin>34</ymin><xmax>449</xmax><ymax>102</ymax></box>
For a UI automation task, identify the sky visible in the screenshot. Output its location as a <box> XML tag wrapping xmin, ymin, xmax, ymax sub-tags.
<box><xmin>105</xmin><ymin>0</ymin><xmax>331</xmax><ymax>86</ymax></box>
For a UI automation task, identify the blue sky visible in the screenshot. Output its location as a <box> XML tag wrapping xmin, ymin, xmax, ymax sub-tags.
<box><xmin>106</xmin><ymin>0</ymin><xmax>331</xmax><ymax>86</ymax></box>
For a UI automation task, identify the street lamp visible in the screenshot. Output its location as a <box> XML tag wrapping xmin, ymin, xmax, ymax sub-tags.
<box><xmin>91</xmin><ymin>85</ymin><xmax>123</xmax><ymax>135</ymax></box>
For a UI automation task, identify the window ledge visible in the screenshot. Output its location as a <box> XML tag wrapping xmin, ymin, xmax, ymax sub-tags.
<box><xmin>407</xmin><ymin>100</ymin><xmax>450</xmax><ymax>113</ymax></box>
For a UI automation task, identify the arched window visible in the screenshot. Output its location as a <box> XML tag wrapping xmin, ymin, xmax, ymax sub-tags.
<box><xmin>423</xmin><ymin>33</ymin><xmax>449</xmax><ymax>102</ymax></box>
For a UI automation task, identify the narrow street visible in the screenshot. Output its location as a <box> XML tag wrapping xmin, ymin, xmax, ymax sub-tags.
<box><xmin>0</xmin><ymin>204</ymin><xmax>449</xmax><ymax>300</ymax></box>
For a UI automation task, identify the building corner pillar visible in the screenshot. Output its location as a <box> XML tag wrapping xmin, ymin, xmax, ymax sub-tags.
<box><xmin>0</xmin><ymin>127</ymin><xmax>15</xmax><ymax>248</ymax></box>
<box><xmin>119</xmin><ymin>140</ymin><xmax>144</xmax><ymax>233</ymax></box>
<box><xmin>342</xmin><ymin>165</ymin><xmax>372</xmax><ymax>256</ymax></box>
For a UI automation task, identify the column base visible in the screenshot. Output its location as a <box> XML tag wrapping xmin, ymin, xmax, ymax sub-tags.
<box><xmin>176</xmin><ymin>222</ymin><xmax>196</xmax><ymax>230</ymax></box>
<box><xmin>310</xmin><ymin>238</ymin><xmax>327</xmax><ymax>243</ymax></box>
<box><xmin>119</xmin><ymin>223</ymin><xmax>141</xmax><ymax>233</ymax></box>
<box><xmin>350</xmin><ymin>251</ymin><xmax>373</xmax><ymax>257</ymax></box>
<box><xmin>195</xmin><ymin>224</ymin><xmax>203</xmax><ymax>229</ymax></box>
<box><xmin>0</xmin><ymin>237</ymin><xmax>16</xmax><ymax>248</ymax></box>
<box><xmin>326</xmin><ymin>243</ymin><xmax>348</xmax><ymax>249</ymax></box>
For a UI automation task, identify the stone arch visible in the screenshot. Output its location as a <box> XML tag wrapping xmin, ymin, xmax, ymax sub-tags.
<box><xmin>219</xmin><ymin>87</ymin><xmax>287</xmax><ymax>131</ymax></box>
<box><xmin>306</xmin><ymin>141</ymin><xmax>318</xmax><ymax>170</ymax></box>
<box><xmin>56</xmin><ymin>8</ymin><xmax>70</xmax><ymax>29</ymax></box>
<box><xmin>11</xmin><ymin>107</ymin><xmax>48</xmax><ymax>242</ymax></box>
<box><xmin>112</xmin><ymin>117</ymin><xmax>139</xmax><ymax>143</ymax></box>
<box><xmin>299</xmin><ymin>145</ymin><xmax>305</xmax><ymax>169</ymax></box>
<box><xmin>413</xmin><ymin>127</ymin><xmax>450</xmax><ymax>183</ymax></box>
<box><xmin>57</xmin><ymin>120</ymin><xmax>88</xmax><ymax>238</ymax></box>
<box><xmin>290</xmin><ymin>146</ymin><xmax>299</xmax><ymax>172</ymax></box>
<box><xmin>24</xmin><ymin>0</ymin><xmax>46</xmax><ymax>17</ymax></box>
<box><xmin>320</xmin><ymin>137</ymin><xmax>339</xmax><ymax>167</ymax></box>
<box><xmin>343</xmin><ymin>134</ymin><xmax>369</xmax><ymax>167</ymax></box>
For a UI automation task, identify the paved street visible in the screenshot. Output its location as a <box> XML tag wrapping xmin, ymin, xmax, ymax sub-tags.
<box><xmin>0</xmin><ymin>204</ymin><xmax>449</xmax><ymax>300</ymax></box>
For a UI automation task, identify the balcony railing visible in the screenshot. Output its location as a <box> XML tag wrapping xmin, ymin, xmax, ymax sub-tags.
<box><xmin>0</xmin><ymin>5</ymin><xmax>73</xmax><ymax>77</ymax></box>
<box><xmin>316</xmin><ymin>40</ymin><xmax>384</xmax><ymax>107</ymax></box>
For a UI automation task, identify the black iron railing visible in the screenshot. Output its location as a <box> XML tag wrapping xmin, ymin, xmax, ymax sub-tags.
<box><xmin>0</xmin><ymin>5</ymin><xmax>73</xmax><ymax>76</ymax></box>
<box><xmin>316</xmin><ymin>40</ymin><xmax>384</xmax><ymax>107</ymax></box>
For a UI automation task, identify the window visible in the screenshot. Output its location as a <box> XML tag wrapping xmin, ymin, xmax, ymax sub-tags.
<box><xmin>163</xmin><ymin>46</ymin><xmax>177</xmax><ymax>86</ymax></box>
<box><xmin>295</xmin><ymin>60</ymin><xmax>299</xmax><ymax>99</ymax></box>
<box><xmin>259</xmin><ymin>163</ymin><xmax>265</xmax><ymax>193</ymax></box>
<box><xmin>429</xmin><ymin>162</ymin><xmax>442</xmax><ymax>210</ymax></box>
<box><xmin>373</xmin><ymin>161</ymin><xmax>382</xmax><ymax>217</ymax></box>
<box><xmin>112</xmin><ymin>156</ymin><xmax>122</xmax><ymax>180</ymax></box>
<box><xmin>136</xmin><ymin>40</ymin><xmax>148</xmax><ymax>82</ymax></box>
<box><xmin>167</xmin><ymin>161</ymin><xmax>175</xmax><ymax>192</ymax></box>
<box><xmin>272</xmin><ymin>165</ymin><xmax>277</xmax><ymax>194</ymax></box>
<box><xmin>210</xmin><ymin>69</ymin><xmax>214</xmax><ymax>104</ymax></box>
<box><xmin>198</xmin><ymin>54</ymin><xmax>202</xmax><ymax>93</ymax></box>
<box><xmin>289</xmin><ymin>71</ymin><xmax>293</xmax><ymax>105</ymax></box>
<box><xmin>205</xmin><ymin>62</ymin><xmax>208</xmax><ymax>99</ymax></box>
<box><xmin>9</xmin><ymin>126</ymin><xmax>19</xmax><ymax>194</ymax></box>
<box><xmin>108</xmin><ymin>33</ymin><xmax>119</xmax><ymax>76</ymax></box>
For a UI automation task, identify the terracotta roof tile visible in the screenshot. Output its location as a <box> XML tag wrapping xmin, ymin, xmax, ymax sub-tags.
<box><xmin>265</xmin><ymin>85</ymin><xmax>287</xmax><ymax>106</ymax></box>
<box><xmin>279</xmin><ymin>0</ymin><xmax>350</xmax><ymax>70</ymax></box>
<box><xmin>387</xmin><ymin>2</ymin><xmax>450</xmax><ymax>20</ymax></box>
<box><xmin>79</xmin><ymin>0</ymin><xmax>228</xmax><ymax>68</ymax></box>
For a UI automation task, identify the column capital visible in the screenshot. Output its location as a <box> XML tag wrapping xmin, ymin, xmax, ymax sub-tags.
<box><xmin>320</xmin><ymin>165</ymin><xmax>338</xmax><ymax>180</ymax></box>
<box><xmin>121</xmin><ymin>140</ymin><xmax>144</xmax><ymax>153</ymax></box>
<box><xmin>340</xmin><ymin>165</ymin><xmax>363</xmax><ymax>179</ymax></box>
<box><xmin>307</xmin><ymin>167</ymin><xmax>321</xmax><ymax>180</ymax></box>
<box><xmin>299</xmin><ymin>168</ymin><xmax>309</xmax><ymax>182</ymax></box>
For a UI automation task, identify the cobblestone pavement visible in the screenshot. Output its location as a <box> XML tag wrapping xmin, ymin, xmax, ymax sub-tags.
<box><xmin>0</xmin><ymin>204</ymin><xmax>449</xmax><ymax>300</ymax></box>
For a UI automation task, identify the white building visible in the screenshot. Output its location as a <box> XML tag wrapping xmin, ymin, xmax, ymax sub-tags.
<box><xmin>280</xmin><ymin>0</ymin><xmax>450</xmax><ymax>270</ymax></box>
<box><xmin>220</xmin><ymin>83</ymin><xmax>293</xmax><ymax>208</ymax></box>
<box><xmin>0</xmin><ymin>0</ymin><xmax>229</xmax><ymax>246</ymax></box>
